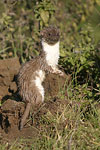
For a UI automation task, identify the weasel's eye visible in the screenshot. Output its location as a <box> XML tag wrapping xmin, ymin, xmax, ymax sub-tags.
<box><xmin>48</xmin><ymin>33</ymin><xmax>51</xmax><ymax>36</ymax></box>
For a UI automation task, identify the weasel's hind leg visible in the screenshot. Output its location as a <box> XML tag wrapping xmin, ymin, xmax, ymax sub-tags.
<box><xmin>19</xmin><ymin>102</ymin><xmax>31</xmax><ymax>130</ymax></box>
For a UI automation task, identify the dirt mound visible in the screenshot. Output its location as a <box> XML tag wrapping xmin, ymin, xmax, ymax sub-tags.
<box><xmin>0</xmin><ymin>98</ymin><xmax>69</xmax><ymax>143</ymax></box>
<box><xmin>0</xmin><ymin>57</ymin><xmax>69</xmax><ymax>142</ymax></box>
<box><xmin>0</xmin><ymin>57</ymin><xmax>20</xmax><ymax>101</ymax></box>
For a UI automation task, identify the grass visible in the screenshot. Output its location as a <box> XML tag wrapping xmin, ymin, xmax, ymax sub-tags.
<box><xmin>0</xmin><ymin>88</ymin><xmax>100</xmax><ymax>150</ymax></box>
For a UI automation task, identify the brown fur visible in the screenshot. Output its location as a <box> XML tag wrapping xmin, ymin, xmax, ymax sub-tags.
<box><xmin>40</xmin><ymin>26</ymin><xmax>60</xmax><ymax>45</ymax></box>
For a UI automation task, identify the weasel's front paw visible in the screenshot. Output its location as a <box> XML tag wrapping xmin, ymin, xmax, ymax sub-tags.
<box><xmin>57</xmin><ymin>70</ymin><xmax>64</xmax><ymax>76</ymax></box>
<box><xmin>51</xmin><ymin>67</ymin><xmax>64</xmax><ymax>76</ymax></box>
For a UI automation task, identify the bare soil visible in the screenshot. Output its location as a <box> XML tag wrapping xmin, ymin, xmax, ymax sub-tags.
<box><xmin>0</xmin><ymin>57</ymin><xmax>70</xmax><ymax>143</ymax></box>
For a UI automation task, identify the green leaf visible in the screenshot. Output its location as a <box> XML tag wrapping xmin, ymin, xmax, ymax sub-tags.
<box><xmin>40</xmin><ymin>10</ymin><xmax>49</xmax><ymax>24</ymax></box>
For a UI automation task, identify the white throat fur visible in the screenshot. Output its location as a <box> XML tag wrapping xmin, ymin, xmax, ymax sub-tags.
<box><xmin>42</xmin><ymin>41</ymin><xmax>60</xmax><ymax>67</ymax></box>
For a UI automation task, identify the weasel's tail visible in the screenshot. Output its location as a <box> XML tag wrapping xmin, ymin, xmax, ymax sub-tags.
<box><xmin>19</xmin><ymin>103</ymin><xmax>31</xmax><ymax>130</ymax></box>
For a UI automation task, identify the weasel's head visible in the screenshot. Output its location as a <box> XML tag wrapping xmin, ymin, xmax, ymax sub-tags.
<box><xmin>40</xmin><ymin>26</ymin><xmax>60</xmax><ymax>45</ymax></box>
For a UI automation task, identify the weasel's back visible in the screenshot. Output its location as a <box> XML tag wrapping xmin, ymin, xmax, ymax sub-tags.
<box><xmin>18</xmin><ymin>58</ymin><xmax>39</xmax><ymax>100</ymax></box>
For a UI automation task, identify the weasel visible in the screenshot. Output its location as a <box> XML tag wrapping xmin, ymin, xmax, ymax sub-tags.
<box><xmin>17</xmin><ymin>26</ymin><xmax>63</xmax><ymax>130</ymax></box>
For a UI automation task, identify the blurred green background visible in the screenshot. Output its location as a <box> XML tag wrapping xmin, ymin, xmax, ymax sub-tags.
<box><xmin>0</xmin><ymin>0</ymin><xmax>100</xmax><ymax>60</ymax></box>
